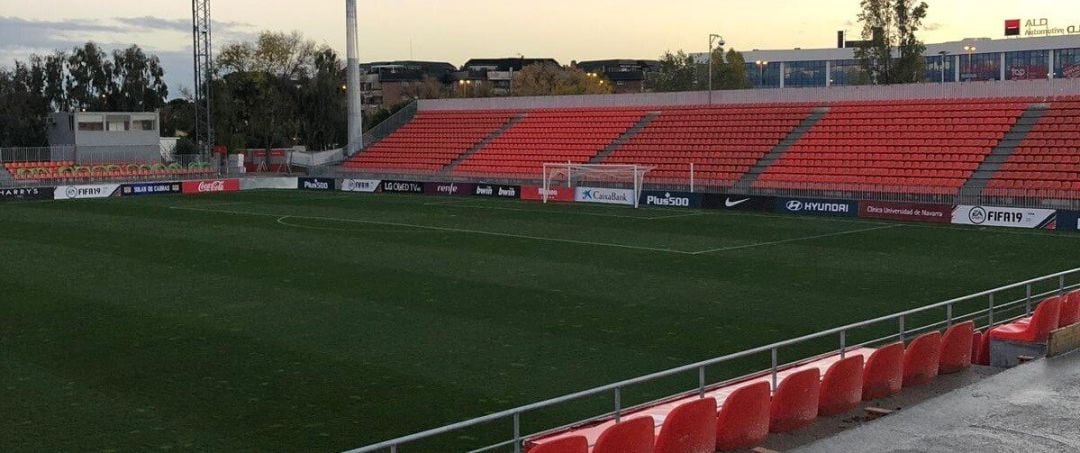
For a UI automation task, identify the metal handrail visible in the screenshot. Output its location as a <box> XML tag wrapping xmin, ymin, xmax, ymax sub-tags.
<box><xmin>346</xmin><ymin>268</ymin><xmax>1079</xmax><ymax>453</ymax></box>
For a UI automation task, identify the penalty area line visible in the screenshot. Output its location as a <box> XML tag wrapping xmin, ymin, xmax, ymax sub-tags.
<box><xmin>689</xmin><ymin>224</ymin><xmax>905</xmax><ymax>255</ymax></box>
<box><xmin>171</xmin><ymin>205</ymin><xmax>697</xmax><ymax>255</ymax></box>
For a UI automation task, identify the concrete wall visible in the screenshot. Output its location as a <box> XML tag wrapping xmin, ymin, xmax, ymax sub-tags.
<box><xmin>418</xmin><ymin>77</ymin><xmax>1080</xmax><ymax>111</ymax></box>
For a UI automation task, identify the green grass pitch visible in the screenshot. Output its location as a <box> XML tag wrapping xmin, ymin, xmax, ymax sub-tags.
<box><xmin>1</xmin><ymin>190</ymin><xmax>1076</xmax><ymax>451</ymax></box>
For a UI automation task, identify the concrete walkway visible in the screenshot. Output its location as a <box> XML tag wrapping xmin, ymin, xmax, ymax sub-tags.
<box><xmin>794</xmin><ymin>351</ymin><xmax>1080</xmax><ymax>453</ymax></box>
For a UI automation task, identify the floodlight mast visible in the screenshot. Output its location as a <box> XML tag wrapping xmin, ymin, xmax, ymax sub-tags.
<box><xmin>192</xmin><ymin>0</ymin><xmax>214</xmax><ymax>159</ymax></box>
<box><xmin>346</xmin><ymin>0</ymin><xmax>364</xmax><ymax>155</ymax></box>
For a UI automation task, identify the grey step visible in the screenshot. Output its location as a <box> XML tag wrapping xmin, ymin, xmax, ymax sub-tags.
<box><xmin>440</xmin><ymin>113</ymin><xmax>526</xmax><ymax>174</ymax></box>
<box><xmin>734</xmin><ymin>106</ymin><xmax>830</xmax><ymax>191</ymax></box>
<box><xmin>591</xmin><ymin>112</ymin><xmax>659</xmax><ymax>164</ymax></box>
<box><xmin>960</xmin><ymin>103</ymin><xmax>1050</xmax><ymax>199</ymax></box>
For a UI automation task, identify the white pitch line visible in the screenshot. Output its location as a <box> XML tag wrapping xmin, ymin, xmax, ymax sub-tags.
<box><xmin>690</xmin><ymin>224</ymin><xmax>905</xmax><ymax>255</ymax></box>
<box><xmin>171</xmin><ymin>206</ymin><xmax>696</xmax><ymax>255</ymax></box>
<box><xmin>426</xmin><ymin>201</ymin><xmax>705</xmax><ymax>220</ymax></box>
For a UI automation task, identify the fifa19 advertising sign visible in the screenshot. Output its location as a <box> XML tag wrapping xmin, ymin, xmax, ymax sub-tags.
<box><xmin>952</xmin><ymin>205</ymin><xmax>1056</xmax><ymax>229</ymax></box>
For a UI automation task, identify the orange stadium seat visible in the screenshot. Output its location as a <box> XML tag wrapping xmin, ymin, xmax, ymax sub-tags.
<box><xmin>769</xmin><ymin>368</ymin><xmax>820</xmax><ymax>433</ymax></box>
<box><xmin>862</xmin><ymin>343</ymin><xmax>904</xmax><ymax>401</ymax></box>
<box><xmin>527</xmin><ymin>436</ymin><xmax>588</xmax><ymax>453</ymax></box>
<box><xmin>593</xmin><ymin>416</ymin><xmax>655</xmax><ymax>453</ymax></box>
<box><xmin>653</xmin><ymin>397</ymin><xmax>717</xmax><ymax>453</ymax></box>
<box><xmin>1058</xmin><ymin>291</ymin><xmax>1080</xmax><ymax>329</ymax></box>
<box><xmin>902</xmin><ymin>331</ymin><xmax>942</xmax><ymax>387</ymax></box>
<box><xmin>939</xmin><ymin>321</ymin><xmax>975</xmax><ymax>375</ymax></box>
<box><xmin>714</xmin><ymin>381</ymin><xmax>771</xmax><ymax>451</ymax></box>
<box><xmin>987</xmin><ymin>296</ymin><xmax>1062</xmax><ymax>344</ymax></box>
<box><xmin>818</xmin><ymin>355</ymin><xmax>864</xmax><ymax>416</ymax></box>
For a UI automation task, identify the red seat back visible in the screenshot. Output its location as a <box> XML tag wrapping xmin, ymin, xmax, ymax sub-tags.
<box><xmin>715</xmin><ymin>382</ymin><xmax>770</xmax><ymax>451</ymax></box>
<box><xmin>1030</xmin><ymin>296</ymin><xmax>1063</xmax><ymax>342</ymax></box>
<box><xmin>769</xmin><ymin>368</ymin><xmax>820</xmax><ymax>433</ymax></box>
<box><xmin>594</xmin><ymin>417</ymin><xmax>654</xmax><ymax>453</ymax></box>
<box><xmin>862</xmin><ymin>343</ymin><xmax>904</xmax><ymax>401</ymax></box>
<box><xmin>528</xmin><ymin>436</ymin><xmax>588</xmax><ymax>453</ymax></box>
<box><xmin>903</xmin><ymin>331</ymin><xmax>942</xmax><ymax>387</ymax></box>
<box><xmin>1059</xmin><ymin>292</ymin><xmax>1080</xmax><ymax>329</ymax></box>
<box><xmin>973</xmin><ymin>329</ymin><xmax>990</xmax><ymax>366</ymax></box>
<box><xmin>939</xmin><ymin>321</ymin><xmax>975</xmax><ymax>374</ymax></box>
<box><xmin>654</xmin><ymin>398</ymin><xmax>717</xmax><ymax>453</ymax></box>
<box><xmin>818</xmin><ymin>355</ymin><xmax>864</xmax><ymax>416</ymax></box>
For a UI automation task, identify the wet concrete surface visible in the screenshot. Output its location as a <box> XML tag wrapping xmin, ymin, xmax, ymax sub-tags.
<box><xmin>785</xmin><ymin>351</ymin><xmax>1080</xmax><ymax>453</ymax></box>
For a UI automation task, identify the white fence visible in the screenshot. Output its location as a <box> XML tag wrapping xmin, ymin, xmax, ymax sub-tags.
<box><xmin>418</xmin><ymin>78</ymin><xmax>1080</xmax><ymax>111</ymax></box>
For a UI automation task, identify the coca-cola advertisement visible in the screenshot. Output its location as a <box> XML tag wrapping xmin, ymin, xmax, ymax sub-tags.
<box><xmin>182</xmin><ymin>179</ymin><xmax>240</xmax><ymax>194</ymax></box>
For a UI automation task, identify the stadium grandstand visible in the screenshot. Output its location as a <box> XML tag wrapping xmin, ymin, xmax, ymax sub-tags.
<box><xmin>6</xmin><ymin>2</ymin><xmax>1080</xmax><ymax>453</ymax></box>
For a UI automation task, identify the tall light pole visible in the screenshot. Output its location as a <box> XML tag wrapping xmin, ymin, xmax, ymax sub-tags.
<box><xmin>346</xmin><ymin>0</ymin><xmax>363</xmax><ymax>155</ymax></box>
<box><xmin>755</xmin><ymin>60</ymin><xmax>768</xmax><ymax>88</ymax></box>
<box><xmin>708</xmin><ymin>34</ymin><xmax>724</xmax><ymax>105</ymax></box>
<box><xmin>963</xmin><ymin>45</ymin><xmax>976</xmax><ymax>81</ymax></box>
<box><xmin>938</xmin><ymin>50</ymin><xmax>949</xmax><ymax>84</ymax></box>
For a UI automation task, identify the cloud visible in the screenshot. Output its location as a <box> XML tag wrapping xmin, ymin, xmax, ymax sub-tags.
<box><xmin>924</xmin><ymin>22</ymin><xmax>944</xmax><ymax>31</ymax></box>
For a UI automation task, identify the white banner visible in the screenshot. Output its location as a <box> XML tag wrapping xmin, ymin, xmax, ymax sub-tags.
<box><xmin>54</xmin><ymin>184</ymin><xmax>121</xmax><ymax>200</ymax></box>
<box><xmin>952</xmin><ymin>205</ymin><xmax>1057</xmax><ymax>229</ymax></box>
<box><xmin>340</xmin><ymin>179</ymin><xmax>381</xmax><ymax>193</ymax></box>
<box><xmin>239</xmin><ymin>177</ymin><xmax>298</xmax><ymax>190</ymax></box>
<box><xmin>575</xmin><ymin>187</ymin><xmax>635</xmax><ymax>206</ymax></box>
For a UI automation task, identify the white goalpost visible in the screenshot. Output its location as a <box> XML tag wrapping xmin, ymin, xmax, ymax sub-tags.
<box><xmin>542</xmin><ymin>163</ymin><xmax>655</xmax><ymax>208</ymax></box>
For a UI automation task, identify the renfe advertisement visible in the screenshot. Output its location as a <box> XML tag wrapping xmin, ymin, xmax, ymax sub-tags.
<box><xmin>575</xmin><ymin>187</ymin><xmax>635</xmax><ymax>206</ymax></box>
<box><xmin>952</xmin><ymin>205</ymin><xmax>1057</xmax><ymax>229</ymax></box>
<box><xmin>424</xmin><ymin>182</ymin><xmax>475</xmax><ymax>197</ymax></box>
<box><xmin>776</xmin><ymin>197</ymin><xmax>858</xmax><ymax>217</ymax></box>
<box><xmin>859</xmin><ymin>201</ymin><xmax>952</xmax><ymax>224</ymax></box>
<box><xmin>520</xmin><ymin>185</ymin><xmax>574</xmax><ymax>202</ymax></box>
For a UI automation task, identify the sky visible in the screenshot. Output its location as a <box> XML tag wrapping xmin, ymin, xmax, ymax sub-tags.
<box><xmin>1</xmin><ymin>0</ymin><xmax>1075</xmax><ymax>95</ymax></box>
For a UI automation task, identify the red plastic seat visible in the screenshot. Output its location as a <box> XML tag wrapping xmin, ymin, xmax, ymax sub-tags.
<box><xmin>862</xmin><ymin>343</ymin><xmax>904</xmax><ymax>401</ymax></box>
<box><xmin>654</xmin><ymin>397</ymin><xmax>717</xmax><ymax>453</ymax></box>
<box><xmin>528</xmin><ymin>436</ymin><xmax>588</xmax><ymax>453</ymax></box>
<box><xmin>593</xmin><ymin>417</ymin><xmax>654</xmax><ymax>453</ymax></box>
<box><xmin>973</xmin><ymin>329</ymin><xmax>991</xmax><ymax>366</ymax></box>
<box><xmin>818</xmin><ymin>356</ymin><xmax>864</xmax><ymax>416</ymax></box>
<box><xmin>987</xmin><ymin>296</ymin><xmax>1063</xmax><ymax>344</ymax></box>
<box><xmin>769</xmin><ymin>368</ymin><xmax>820</xmax><ymax>433</ymax></box>
<box><xmin>902</xmin><ymin>331</ymin><xmax>942</xmax><ymax>387</ymax></box>
<box><xmin>1058</xmin><ymin>291</ymin><xmax>1080</xmax><ymax>329</ymax></box>
<box><xmin>939</xmin><ymin>321</ymin><xmax>975</xmax><ymax>374</ymax></box>
<box><xmin>715</xmin><ymin>382</ymin><xmax>770</xmax><ymax>451</ymax></box>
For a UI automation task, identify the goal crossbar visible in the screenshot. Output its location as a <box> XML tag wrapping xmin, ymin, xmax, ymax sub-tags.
<box><xmin>542</xmin><ymin>163</ymin><xmax>655</xmax><ymax>208</ymax></box>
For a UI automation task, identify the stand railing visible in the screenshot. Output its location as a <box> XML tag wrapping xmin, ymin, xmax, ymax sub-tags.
<box><xmin>346</xmin><ymin>268</ymin><xmax>1080</xmax><ymax>453</ymax></box>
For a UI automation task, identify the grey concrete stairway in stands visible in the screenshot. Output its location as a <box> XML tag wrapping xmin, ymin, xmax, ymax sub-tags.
<box><xmin>733</xmin><ymin>106</ymin><xmax>830</xmax><ymax>192</ymax></box>
<box><xmin>440</xmin><ymin>113</ymin><xmax>526</xmax><ymax>174</ymax></box>
<box><xmin>959</xmin><ymin>103</ymin><xmax>1050</xmax><ymax>199</ymax></box>
<box><xmin>590</xmin><ymin>112</ymin><xmax>660</xmax><ymax>164</ymax></box>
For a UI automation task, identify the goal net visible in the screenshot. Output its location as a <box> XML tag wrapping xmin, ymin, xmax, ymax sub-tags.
<box><xmin>542</xmin><ymin>163</ymin><xmax>654</xmax><ymax>208</ymax></box>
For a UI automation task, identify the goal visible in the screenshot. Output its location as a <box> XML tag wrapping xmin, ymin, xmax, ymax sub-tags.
<box><xmin>542</xmin><ymin>163</ymin><xmax>654</xmax><ymax>208</ymax></box>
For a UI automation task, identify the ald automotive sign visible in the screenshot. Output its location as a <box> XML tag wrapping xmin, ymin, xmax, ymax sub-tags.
<box><xmin>776</xmin><ymin>198</ymin><xmax>858</xmax><ymax>217</ymax></box>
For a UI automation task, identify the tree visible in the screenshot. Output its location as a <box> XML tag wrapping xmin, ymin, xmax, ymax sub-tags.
<box><xmin>704</xmin><ymin>48</ymin><xmax>753</xmax><ymax>90</ymax></box>
<box><xmin>649</xmin><ymin>51</ymin><xmax>698</xmax><ymax>92</ymax></box>
<box><xmin>510</xmin><ymin>63</ymin><xmax>613</xmax><ymax>96</ymax></box>
<box><xmin>112</xmin><ymin>45</ymin><xmax>168</xmax><ymax>112</ymax></box>
<box><xmin>854</xmin><ymin>0</ymin><xmax>930</xmax><ymax>84</ymax></box>
<box><xmin>66</xmin><ymin>42</ymin><xmax>115</xmax><ymax>111</ymax></box>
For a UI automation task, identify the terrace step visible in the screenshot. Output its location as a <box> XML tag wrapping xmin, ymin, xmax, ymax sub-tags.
<box><xmin>439</xmin><ymin>113</ymin><xmax>526</xmax><ymax>174</ymax></box>
<box><xmin>960</xmin><ymin>103</ymin><xmax>1049</xmax><ymax>200</ymax></box>
<box><xmin>590</xmin><ymin>112</ymin><xmax>659</xmax><ymax>164</ymax></box>
<box><xmin>733</xmin><ymin>106</ymin><xmax>830</xmax><ymax>192</ymax></box>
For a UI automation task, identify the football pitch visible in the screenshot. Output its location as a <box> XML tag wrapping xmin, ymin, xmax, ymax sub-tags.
<box><xmin>2</xmin><ymin>190</ymin><xmax>1077</xmax><ymax>452</ymax></box>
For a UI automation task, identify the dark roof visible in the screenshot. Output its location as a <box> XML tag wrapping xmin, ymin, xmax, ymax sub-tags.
<box><xmin>576</xmin><ymin>59</ymin><xmax>661</xmax><ymax>73</ymax></box>
<box><xmin>462</xmin><ymin>58</ymin><xmax>560</xmax><ymax>72</ymax></box>
<box><xmin>359</xmin><ymin>61</ymin><xmax>456</xmax><ymax>77</ymax></box>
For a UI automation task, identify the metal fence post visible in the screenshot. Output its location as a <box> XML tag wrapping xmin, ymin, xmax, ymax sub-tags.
<box><xmin>770</xmin><ymin>348</ymin><xmax>778</xmax><ymax>391</ymax></box>
<box><xmin>1060</xmin><ymin>275</ymin><xmax>1066</xmax><ymax>295</ymax></box>
<box><xmin>390</xmin><ymin>446</ymin><xmax>397</xmax><ymax>453</ymax></box>
<box><xmin>839</xmin><ymin>330</ymin><xmax>847</xmax><ymax>358</ymax></box>
<box><xmin>898</xmin><ymin>315</ymin><xmax>905</xmax><ymax>342</ymax></box>
<box><xmin>614</xmin><ymin>387</ymin><xmax>622</xmax><ymax>423</ymax></box>
<box><xmin>698</xmin><ymin>366</ymin><xmax>706</xmax><ymax>397</ymax></box>
<box><xmin>988</xmin><ymin>293</ymin><xmax>995</xmax><ymax>327</ymax></box>
<box><xmin>1026</xmin><ymin>283</ymin><xmax>1033</xmax><ymax>315</ymax></box>
<box><xmin>513</xmin><ymin>413</ymin><xmax>521</xmax><ymax>453</ymax></box>
<box><xmin>946</xmin><ymin>303</ymin><xmax>953</xmax><ymax>327</ymax></box>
